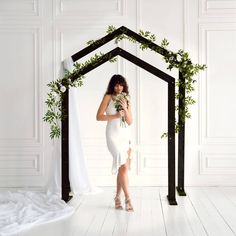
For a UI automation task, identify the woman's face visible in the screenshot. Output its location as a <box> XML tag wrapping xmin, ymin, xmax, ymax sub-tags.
<box><xmin>114</xmin><ymin>83</ymin><xmax>123</xmax><ymax>94</ymax></box>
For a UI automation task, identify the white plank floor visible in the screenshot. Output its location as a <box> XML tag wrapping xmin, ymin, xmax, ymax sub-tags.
<box><xmin>19</xmin><ymin>187</ymin><xmax>236</xmax><ymax>236</ymax></box>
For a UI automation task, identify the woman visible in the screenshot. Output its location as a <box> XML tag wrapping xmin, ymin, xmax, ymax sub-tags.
<box><xmin>96</xmin><ymin>74</ymin><xmax>134</xmax><ymax>212</ymax></box>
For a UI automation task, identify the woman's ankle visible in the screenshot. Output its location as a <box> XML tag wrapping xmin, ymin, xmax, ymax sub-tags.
<box><xmin>115</xmin><ymin>194</ymin><xmax>120</xmax><ymax>198</ymax></box>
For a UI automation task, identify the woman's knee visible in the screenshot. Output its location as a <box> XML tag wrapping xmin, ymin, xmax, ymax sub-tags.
<box><xmin>119</xmin><ymin>164</ymin><xmax>128</xmax><ymax>174</ymax></box>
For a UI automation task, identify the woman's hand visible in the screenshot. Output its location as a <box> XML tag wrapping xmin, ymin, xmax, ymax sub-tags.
<box><xmin>119</xmin><ymin>97</ymin><xmax>128</xmax><ymax>112</ymax></box>
<box><xmin>114</xmin><ymin>110</ymin><xmax>124</xmax><ymax>119</ymax></box>
<box><xmin>119</xmin><ymin>110</ymin><xmax>125</xmax><ymax>117</ymax></box>
<box><xmin>119</xmin><ymin>97</ymin><xmax>133</xmax><ymax>125</ymax></box>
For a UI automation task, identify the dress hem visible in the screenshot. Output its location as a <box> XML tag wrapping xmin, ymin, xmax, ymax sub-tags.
<box><xmin>111</xmin><ymin>156</ymin><xmax>131</xmax><ymax>175</ymax></box>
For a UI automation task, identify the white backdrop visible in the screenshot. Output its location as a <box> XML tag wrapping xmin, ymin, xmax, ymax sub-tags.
<box><xmin>0</xmin><ymin>0</ymin><xmax>236</xmax><ymax>190</ymax></box>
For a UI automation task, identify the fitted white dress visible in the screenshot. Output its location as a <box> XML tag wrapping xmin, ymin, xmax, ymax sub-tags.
<box><xmin>106</xmin><ymin>97</ymin><xmax>132</xmax><ymax>175</ymax></box>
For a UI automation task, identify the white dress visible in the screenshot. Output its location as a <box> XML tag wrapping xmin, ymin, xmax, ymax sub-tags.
<box><xmin>106</xmin><ymin>97</ymin><xmax>132</xmax><ymax>174</ymax></box>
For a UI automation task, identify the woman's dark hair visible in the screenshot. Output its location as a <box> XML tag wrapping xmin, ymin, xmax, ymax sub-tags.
<box><xmin>105</xmin><ymin>74</ymin><xmax>129</xmax><ymax>95</ymax></box>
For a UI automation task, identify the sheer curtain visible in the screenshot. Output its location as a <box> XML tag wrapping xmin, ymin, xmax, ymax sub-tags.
<box><xmin>45</xmin><ymin>58</ymin><xmax>103</xmax><ymax>196</ymax></box>
<box><xmin>64</xmin><ymin>57</ymin><xmax>102</xmax><ymax>196</ymax></box>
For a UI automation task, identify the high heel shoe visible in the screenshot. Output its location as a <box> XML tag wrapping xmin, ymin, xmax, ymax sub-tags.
<box><xmin>125</xmin><ymin>198</ymin><xmax>134</xmax><ymax>212</ymax></box>
<box><xmin>114</xmin><ymin>196</ymin><xmax>123</xmax><ymax>210</ymax></box>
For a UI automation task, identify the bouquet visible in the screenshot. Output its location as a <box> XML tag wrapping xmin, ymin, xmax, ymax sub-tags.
<box><xmin>114</xmin><ymin>92</ymin><xmax>130</xmax><ymax>127</ymax></box>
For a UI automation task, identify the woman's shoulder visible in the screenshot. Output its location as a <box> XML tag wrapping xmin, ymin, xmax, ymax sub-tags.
<box><xmin>104</xmin><ymin>94</ymin><xmax>112</xmax><ymax>99</ymax></box>
<box><xmin>103</xmin><ymin>94</ymin><xmax>112</xmax><ymax>103</ymax></box>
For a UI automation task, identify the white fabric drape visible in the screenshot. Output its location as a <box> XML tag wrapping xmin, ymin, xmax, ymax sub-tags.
<box><xmin>64</xmin><ymin>57</ymin><xmax>102</xmax><ymax>196</ymax></box>
<box><xmin>0</xmin><ymin>191</ymin><xmax>74</xmax><ymax>236</ymax></box>
<box><xmin>46</xmin><ymin>138</ymin><xmax>62</xmax><ymax>196</ymax></box>
<box><xmin>46</xmin><ymin>57</ymin><xmax>102</xmax><ymax>196</ymax></box>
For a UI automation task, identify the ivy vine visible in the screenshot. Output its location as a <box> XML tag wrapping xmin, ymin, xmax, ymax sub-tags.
<box><xmin>43</xmin><ymin>25</ymin><xmax>206</xmax><ymax>139</ymax></box>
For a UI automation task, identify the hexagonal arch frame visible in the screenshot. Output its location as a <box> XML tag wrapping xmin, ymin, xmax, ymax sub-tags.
<box><xmin>62</xmin><ymin>26</ymin><xmax>187</xmax><ymax>205</ymax></box>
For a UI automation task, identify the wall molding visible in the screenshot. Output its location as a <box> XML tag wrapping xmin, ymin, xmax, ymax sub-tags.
<box><xmin>198</xmin><ymin>22</ymin><xmax>236</xmax><ymax>145</ymax></box>
<box><xmin>0</xmin><ymin>152</ymin><xmax>42</xmax><ymax>176</ymax></box>
<box><xmin>0</xmin><ymin>27</ymin><xmax>42</xmax><ymax>147</ymax></box>
<box><xmin>54</xmin><ymin>0</ymin><xmax>126</xmax><ymax>18</ymax></box>
<box><xmin>199</xmin><ymin>151</ymin><xmax>236</xmax><ymax>175</ymax></box>
<box><xmin>0</xmin><ymin>0</ymin><xmax>40</xmax><ymax>17</ymax></box>
<box><xmin>199</xmin><ymin>0</ymin><xmax>236</xmax><ymax>18</ymax></box>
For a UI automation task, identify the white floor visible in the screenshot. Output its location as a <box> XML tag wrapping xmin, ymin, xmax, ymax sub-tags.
<box><xmin>17</xmin><ymin>187</ymin><xmax>236</xmax><ymax>236</ymax></box>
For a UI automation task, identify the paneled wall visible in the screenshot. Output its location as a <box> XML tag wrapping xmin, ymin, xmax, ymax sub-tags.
<box><xmin>0</xmin><ymin>0</ymin><xmax>235</xmax><ymax>188</ymax></box>
<box><xmin>185</xmin><ymin>0</ymin><xmax>236</xmax><ymax>185</ymax></box>
<box><xmin>0</xmin><ymin>0</ymin><xmax>46</xmax><ymax>188</ymax></box>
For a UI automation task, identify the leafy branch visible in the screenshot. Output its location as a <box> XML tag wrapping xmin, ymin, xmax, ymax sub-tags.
<box><xmin>43</xmin><ymin>52</ymin><xmax>117</xmax><ymax>138</ymax></box>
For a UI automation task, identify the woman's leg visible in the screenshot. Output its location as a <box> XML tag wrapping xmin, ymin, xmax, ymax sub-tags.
<box><xmin>118</xmin><ymin>162</ymin><xmax>130</xmax><ymax>199</ymax></box>
<box><xmin>116</xmin><ymin>173</ymin><xmax>122</xmax><ymax>197</ymax></box>
<box><xmin>118</xmin><ymin>148</ymin><xmax>132</xmax><ymax>198</ymax></box>
<box><xmin>118</xmin><ymin>161</ymin><xmax>134</xmax><ymax>211</ymax></box>
<box><xmin>114</xmin><ymin>173</ymin><xmax>123</xmax><ymax>209</ymax></box>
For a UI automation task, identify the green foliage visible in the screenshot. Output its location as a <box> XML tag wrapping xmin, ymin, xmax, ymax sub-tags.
<box><xmin>43</xmin><ymin>25</ymin><xmax>206</xmax><ymax>139</ymax></box>
<box><xmin>43</xmin><ymin>50</ymin><xmax>118</xmax><ymax>138</ymax></box>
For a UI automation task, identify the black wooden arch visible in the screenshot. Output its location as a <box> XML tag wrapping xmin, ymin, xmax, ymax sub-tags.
<box><xmin>62</xmin><ymin>26</ymin><xmax>187</xmax><ymax>206</ymax></box>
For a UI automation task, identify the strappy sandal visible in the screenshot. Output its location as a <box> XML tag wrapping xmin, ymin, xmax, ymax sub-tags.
<box><xmin>114</xmin><ymin>196</ymin><xmax>123</xmax><ymax>210</ymax></box>
<box><xmin>125</xmin><ymin>198</ymin><xmax>134</xmax><ymax>212</ymax></box>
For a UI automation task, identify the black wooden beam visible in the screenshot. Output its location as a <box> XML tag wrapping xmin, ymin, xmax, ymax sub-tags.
<box><xmin>121</xmin><ymin>27</ymin><xmax>168</xmax><ymax>56</ymax></box>
<box><xmin>62</xmin><ymin>47</ymin><xmax>178</xmax><ymax>204</ymax></box>
<box><xmin>61</xmin><ymin>90</ymin><xmax>71</xmax><ymax>202</ymax></box>
<box><xmin>118</xmin><ymin>48</ymin><xmax>174</xmax><ymax>83</ymax></box>
<box><xmin>167</xmin><ymin>82</ymin><xmax>177</xmax><ymax>205</ymax></box>
<box><xmin>71</xmin><ymin>26</ymin><xmax>169</xmax><ymax>63</ymax></box>
<box><xmin>71</xmin><ymin>27</ymin><xmax>125</xmax><ymax>62</ymax></box>
<box><xmin>177</xmin><ymin>72</ymin><xmax>187</xmax><ymax>196</ymax></box>
<box><xmin>70</xmin><ymin>47</ymin><xmax>120</xmax><ymax>82</ymax></box>
<box><xmin>70</xmin><ymin>47</ymin><xmax>175</xmax><ymax>84</ymax></box>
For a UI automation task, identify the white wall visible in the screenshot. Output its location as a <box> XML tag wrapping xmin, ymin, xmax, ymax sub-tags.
<box><xmin>0</xmin><ymin>0</ymin><xmax>235</xmax><ymax>189</ymax></box>
<box><xmin>185</xmin><ymin>0</ymin><xmax>236</xmax><ymax>186</ymax></box>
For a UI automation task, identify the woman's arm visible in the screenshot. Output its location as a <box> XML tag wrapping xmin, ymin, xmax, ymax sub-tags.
<box><xmin>96</xmin><ymin>95</ymin><xmax>120</xmax><ymax>121</ymax></box>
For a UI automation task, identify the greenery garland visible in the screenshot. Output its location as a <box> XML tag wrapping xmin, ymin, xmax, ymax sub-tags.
<box><xmin>43</xmin><ymin>25</ymin><xmax>206</xmax><ymax>139</ymax></box>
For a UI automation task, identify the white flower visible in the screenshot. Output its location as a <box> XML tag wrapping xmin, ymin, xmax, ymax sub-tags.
<box><xmin>51</xmin><ymin>91</ymin><xmax>57</xmax><ymax>98</ymax></box>
<box><xmin>121</xmin><ymin>92</ymin><xmax>130</xmax><ymax>101</ymax></box>
<box><xmin>182</xmin><ymin>61</ymin><xmax>187</xmax><ymax>67</ymax></box>
<box><xmin>51</xmin><ymin>91</ymin><xmax>60</xmax><ymax>100</ymax></box>
<box><xmin>60</xmin><ymin>86</ymin><xmax>66</xmax><ymax>93</ymax></box>
<box><xmin>177</xmin><ymin>54</ymin><xmax>182</xmax><ymax>62</ymax></box>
